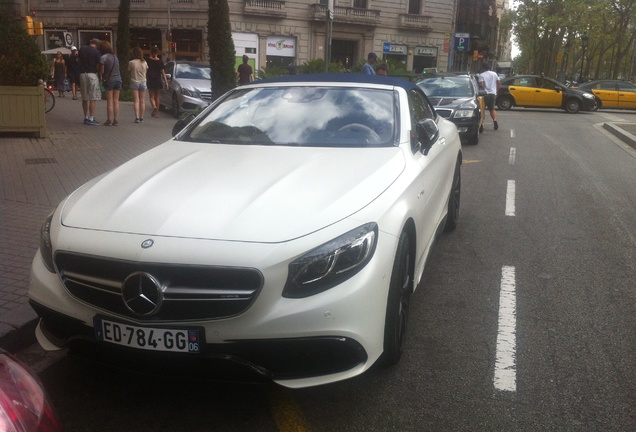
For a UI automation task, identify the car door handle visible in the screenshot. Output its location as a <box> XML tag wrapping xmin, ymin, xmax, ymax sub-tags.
<box><xmin>535</xmin><ymin>90</ymin><xmax>541</xmax><ymax>92</ymax></box>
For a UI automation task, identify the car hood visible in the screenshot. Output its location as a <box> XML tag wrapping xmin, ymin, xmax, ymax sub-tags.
<box><xmin>176</xmin><ymin>78</ymin><xmax>211</xmax><ymax>92</ymax></box>
<box><xmin>61</xmin><ymin>141</ymin><xmax>405</xmax><ymax>243</ymax></box>
<box><xmin>427</xmin><ymin>96</ymin><xmax>474</xmax><ymax>108</ymax></box>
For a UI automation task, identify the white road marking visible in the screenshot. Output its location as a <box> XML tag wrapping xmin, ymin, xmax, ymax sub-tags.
<box><xmin>505</xmin><ymin>180</ymin><xmax>516</xmax><ymax>216</ymax></box>
<box><xmin>509</xmin><ymin>147</ymin><xmax>516</xmax><ymax>165</ymax></box>
<box><xmin>494</xmin><ymin>265</ymin><xmax>517</xmax><ymax>392</ymax></box>
<box><xmin>510</xmin><ymin>129</ymin><xmax>516</xmax><ymax>138</ymax></box>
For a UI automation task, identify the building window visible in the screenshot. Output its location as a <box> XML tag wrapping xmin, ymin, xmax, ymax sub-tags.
<box><xmin>408</xmin><ymin>0</ymin><xmax>420</xmax><ymax>15</ymax></box>
<box><xmin>353</xmin><ymin>0</ymin><xmax>368</xmax><ymax>9</ymax></box>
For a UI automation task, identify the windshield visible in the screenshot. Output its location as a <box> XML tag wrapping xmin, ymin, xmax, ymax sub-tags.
<box><xmin>176</xmin><ymin>63</ymin><xmax>211</xmax><ymax>80</ymax></box>
<box><xmin>182</xmin><ymin>86</ymin><xmax>397</xmax><ymax>147</ymax></box>
<box><xmin>417</xmin><ymin>76</ymin><xmax>475</xmax><ymax>98</ymax></box>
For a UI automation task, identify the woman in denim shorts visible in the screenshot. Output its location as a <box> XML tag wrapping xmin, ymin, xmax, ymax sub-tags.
<box><xmin>99</xmin><ymin>41</ymin><xmax>122</xmax><ymax>126</ymax></box>
<box><xmin>128</xmin><ymin>46</ymin><xmax>149</xmax><ymax>123</ymax></box>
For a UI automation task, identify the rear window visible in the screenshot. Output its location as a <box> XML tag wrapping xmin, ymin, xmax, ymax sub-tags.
<box><xmin>183</xmin><ymin>86</ymin><xmax>397</xmax><ymax>147</ymax></box>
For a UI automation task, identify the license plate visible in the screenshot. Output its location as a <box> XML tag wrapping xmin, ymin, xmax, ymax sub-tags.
<box><xmin>94</xmin><ymin>317</ymin><xmax>201</xmax><ymax>354</ymax></box>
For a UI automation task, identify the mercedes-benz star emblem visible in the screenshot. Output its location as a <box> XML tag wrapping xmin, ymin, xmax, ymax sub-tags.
<box><xmin>121</xmin><ymin>272</ymin><xmax>163</xmax><ymax>316</ymax></box>
<box><xmin>141</xmin><ymin>239</ymin><xmax>154</xmax><ymax>249</ymax></box>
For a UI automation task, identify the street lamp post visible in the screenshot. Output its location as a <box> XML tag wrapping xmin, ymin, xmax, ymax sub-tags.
<box><xmin>580</xmin><ymin>33</ymin><xmax>589</xmax><ymax>83</ymax></box>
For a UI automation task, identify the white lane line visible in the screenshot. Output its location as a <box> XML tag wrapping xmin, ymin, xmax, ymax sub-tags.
<box><xmin>505</xmin><ymin>180</ymin><xmax>516</xmax><ymax>216</ymax></box>
<box><xmin>509</xmin><ymin>147</ymin><xmax>516</xmax><ymax>165</ymax></box>
<box><xmin>494</xmin><ymin>265</ymin><xmax>517</xmax><ymax>392</ymax></box>
<box><xmin>510</xmin><ymin>129</ymin><xmax>516</xmax><ymax>138</ymax></box>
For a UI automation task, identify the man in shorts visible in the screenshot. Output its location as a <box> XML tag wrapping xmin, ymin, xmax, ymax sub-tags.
<box><xmin>478</xmin><ymin>63</ymin><xmax>501</xmax><ymax>130</ymax></box>
<box><xmin>78</xmin><ymin>38</ymin><xmax>102</xmax><ymax>125</ymax></box>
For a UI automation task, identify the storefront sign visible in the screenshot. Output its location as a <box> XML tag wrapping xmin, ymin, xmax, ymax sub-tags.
<box><xmin>415</xmin><ymin>47</ymin><xmax>437</xmax><ymax>56</ymax></box>
<box><xmin>383</xmin><ymin>43</ymin><xmax>407</xmax><ymax>55</ymax></box>
<box><xmin>46</xmin><ymin>31</ymin><xmax>66</xmax><ymax>50</ymax></box>
<box><xmin>266</xmin><ymin>37</ymin><xmax>296</xmax><ymax>57</ymax></box>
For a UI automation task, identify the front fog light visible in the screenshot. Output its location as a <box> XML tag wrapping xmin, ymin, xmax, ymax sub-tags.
<box><xmin>283</xmin><ymin>223</ymin><xmax>378</xmax><ymax>298</ymax></box>
<box><xmin>39</xmin><ymin>211</ymin><xmax>55</xmax><ymax>272</ymax></box>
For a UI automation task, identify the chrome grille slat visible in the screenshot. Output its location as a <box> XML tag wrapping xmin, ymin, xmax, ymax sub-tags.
<box><xmin>54</xmin><ymin>252</ymin><xmax>263</xmax><ymax>321</ymax></box>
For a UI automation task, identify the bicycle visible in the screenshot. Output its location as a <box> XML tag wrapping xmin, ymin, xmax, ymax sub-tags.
<box><xmin>44</xmin><ymin>87</ymin><xmax>55</xmax><ymax>113</ymax></box>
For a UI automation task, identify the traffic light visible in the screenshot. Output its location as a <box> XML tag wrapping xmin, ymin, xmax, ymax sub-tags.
<box><xmin>24</xmin><ymin>16</ymin><xmax>34</xmax><ymax>35</ymax></box>
<box><xmin>171</xmin><ymin>42</ymin><xmax>176</xmax><ymax>52</ymax></box>
<box><xmin>34</xmin><ymin>21</ymin><xmax>44</xmax><ymax>36</ymax></box>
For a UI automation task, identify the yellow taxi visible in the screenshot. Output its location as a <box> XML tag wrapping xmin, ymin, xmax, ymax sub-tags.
<box><xmin>497</xmin><ymin>75</ymin><xmax>598</xmax><ymax>113</ymax></box>
<box><xmin>577</xmin><ymin>80</ymin><xmax>636</xmax><ymax>109</ymax></box>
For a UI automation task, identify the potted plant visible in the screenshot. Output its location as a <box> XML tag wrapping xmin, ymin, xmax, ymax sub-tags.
<box><xmin>0</xmin><ymin>10</ymin><xmax>50</xmax><ymax>137</ymax></box>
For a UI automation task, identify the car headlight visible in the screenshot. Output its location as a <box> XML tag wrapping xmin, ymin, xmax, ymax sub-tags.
<box><xmin>39</xmin><ymin>211</ymin><xmax>55</xmax><ymax>272</ymax></box>
<box><xmin>283</xmin><ymin>223</ymin><xmax>378</xmax><ymax>298</ymax></box>
<box><xmin>453</xmin><ymin>109</ymin><xmax>476</xmax><ymax>118</ymax></box>
<box><xmin>582</xmin><ymin>93</ymin><xmax>594</xmax><ymax>99</ymax></box>
<box><xmin>181</xmin><ymin>87</ymin><xmax>200</xmax><ymax>98</ymax></box>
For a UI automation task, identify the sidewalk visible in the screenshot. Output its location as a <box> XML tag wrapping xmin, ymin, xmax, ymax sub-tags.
<box><xmin>0</xmin><ymin>94</ymin><xmax>176</xmax><ymax>351</ymax></box>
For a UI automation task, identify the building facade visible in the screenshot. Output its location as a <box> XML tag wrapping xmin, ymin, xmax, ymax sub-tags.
<box><xmin>23</xmin><ymin>0</ymin><xmax>463</xmax><ymax>74</ymax></box>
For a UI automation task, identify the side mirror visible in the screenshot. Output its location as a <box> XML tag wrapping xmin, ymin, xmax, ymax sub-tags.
<box><xmin>415</xmin><ymin>118</ymin><xmax>439</xmax><ymax>155</ymax></box>
<box><xmin>172</xmin><ymin>113</ymin><xmax>197</xmax><ymax>137</ymax></box>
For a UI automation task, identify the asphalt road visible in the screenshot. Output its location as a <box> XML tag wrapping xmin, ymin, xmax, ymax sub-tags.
<box><xmin>14</xmin><ymin>107</ymin><xmax>636</xmax><ymax>432</ymax></box>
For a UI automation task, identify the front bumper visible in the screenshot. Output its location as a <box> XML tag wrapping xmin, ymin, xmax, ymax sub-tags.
<box><xmin>449</xmin><ymin>117</ymin><xmax>480</xmax><ymax>139</ymax></box>
<box><xmin>30</xmin><ymin>300</ymin><xmax>367</xmax><ymax>383</ymax></box>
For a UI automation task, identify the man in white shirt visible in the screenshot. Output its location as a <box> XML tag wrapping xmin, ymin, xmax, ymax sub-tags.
<box><xmin>478</xmin><ymin>63</ymin><xmax>501</xmax><ymax>130</ymax></box>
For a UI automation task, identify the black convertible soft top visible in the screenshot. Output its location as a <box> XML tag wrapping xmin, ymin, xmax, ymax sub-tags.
<box><xmin>255</xmin><ymin>73</ymin><xmax>422</xmax><ymax>93</ymax></box>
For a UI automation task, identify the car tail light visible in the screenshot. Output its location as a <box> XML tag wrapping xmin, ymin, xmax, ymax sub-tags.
<box><xmin>0</xmin><ymin>353</ymin><xmax>61</xmax><ymax>432</ymax></box>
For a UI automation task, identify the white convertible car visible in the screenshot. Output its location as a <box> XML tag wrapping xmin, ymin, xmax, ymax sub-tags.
<box><xmin>29</xmin><ymin>74</ymin><xmax>462</xmax><ymax>388</ymax></box>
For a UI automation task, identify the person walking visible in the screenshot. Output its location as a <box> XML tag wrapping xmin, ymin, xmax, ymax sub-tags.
<box><xmin>128</xmin><ymin>46</ymin><xmax>148</xmax><ymax>123</ymax></box>
<box><xmin>478</xmin><ymin>63</ymin><xmax>501</xmax><ymax>130</ymax></box>
<box><xmin>67</xmin><ymin>46</ymin><xmax>81</xmax><ymax>100</ymax></box>
<box><xmin>362</xmin><ymin>52</ymin><xmax>377</xmax><ymax>75</ymax></box>
<box><xmin>146</xmin><ymin>46</ymin><xmax>168</xmax><ymax>118</ymax></box>
<box><xmin>99</xmin><ymin>41</ymin><xmax>122</xmax><ymax>126</ymax></box>
<box><xmin>78</xmin><ymin>38</ymin><xmax>102</xmax><ymax>125</ymax></box>
<box><xmin>236</xmin><ymin>55</ymin><xmax>254</xmax><ymax>85</ymax></box>
<box><xmin>51</xmin><ymin>51</ymin><xmax>66</xmax><ymax>97</ymax></box>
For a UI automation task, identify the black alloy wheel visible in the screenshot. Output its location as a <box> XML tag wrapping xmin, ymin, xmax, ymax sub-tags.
<box><xmin>381</xmin><ymin>231</ymin><xmax>413</xmax><ymax>366</ymax></box>
<box><xmin>497</xmin><ymin>95</ymin><xmax>513</xmax><ymax>110</ymax></box>
<box><xmin>565</xmin><ymin>98</ymin><xmax>581</xmax><ymax>113</ymax></box>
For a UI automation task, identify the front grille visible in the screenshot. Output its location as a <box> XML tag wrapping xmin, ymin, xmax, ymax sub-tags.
<box><xmin>435</xmin><ymin>108</ymin><xmax>452</xmax><ymax>118</ymax></box>
<box><xmin>199</xmin><ymin>91</ymin><xmax>212</xmax><ymax>101</ymax></box>
<box><xmin>54</xmin><ymin>252</ymin><xmax>263</xmax><ymax>322</ymax></box>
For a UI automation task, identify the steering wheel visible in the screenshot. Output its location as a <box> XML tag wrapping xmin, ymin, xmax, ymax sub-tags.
<box><xmin>337</xmin><ymin>123</ymin><xmax>380</xmax><ymax>140</ymax></box>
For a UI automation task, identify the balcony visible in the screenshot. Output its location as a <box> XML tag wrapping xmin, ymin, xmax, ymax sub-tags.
<box><xmin>244</xmin><ymin>0</ymin><xmax>286</xmax><ymax>18</ymax></box>
<box><xmin>398</xmin><ymin>14</ymin><xmax>433</xmax><ymax>32</ymax></box>
<box><xmin>310</xmin><ymin>4</ymin><xmax>380</xmax><ymax>26</ymax></box>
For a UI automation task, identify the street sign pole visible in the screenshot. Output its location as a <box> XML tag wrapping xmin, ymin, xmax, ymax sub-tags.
<box><xmin>325</xmin><ymin>0</ymin><xmax>333</xmax><ymax>72</ymax></box>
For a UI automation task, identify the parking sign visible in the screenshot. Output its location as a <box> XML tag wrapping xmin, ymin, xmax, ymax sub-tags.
<box><xmin>455</xmin><ymin>33</ymin><xmax>470</xmax><ymax>52</ymax></box>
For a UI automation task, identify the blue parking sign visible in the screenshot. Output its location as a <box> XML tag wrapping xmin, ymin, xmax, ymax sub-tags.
<box><xmin>455</xmin><ymin>33</ymin><xmax>470</xmax><ymax>52</ymax></box>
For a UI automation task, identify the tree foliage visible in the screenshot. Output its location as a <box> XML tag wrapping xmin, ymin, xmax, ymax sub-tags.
<box><xmin>116</xmin><ymin>0</ymin><xmax>131</xmax><ymax>87</ymax></box>
<box><xmin>512</xmin><ymin>0</ymin><xmax>636</xmax><ymax>81</ymax></box>
<box><xmin>0</xmin><ymin>13</ymin><xmax>49</xmax><ymax>86</ymax></box>
<box><xmin>208</xmin><ymin>0</ymin><xmax>236</xmax><ymax>99</ymax></box>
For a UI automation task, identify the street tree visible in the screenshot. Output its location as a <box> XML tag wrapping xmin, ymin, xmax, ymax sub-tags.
<box><xmin>208</xmin><ymin>0</ymin><xmax>236</xmax><ymax>100</ymax></box>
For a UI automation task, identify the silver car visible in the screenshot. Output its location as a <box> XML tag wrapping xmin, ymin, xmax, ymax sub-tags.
<box><xmin>161</xmin><ymin>60</ymin><xmax>212</xmax><ymax>118</ymax></box>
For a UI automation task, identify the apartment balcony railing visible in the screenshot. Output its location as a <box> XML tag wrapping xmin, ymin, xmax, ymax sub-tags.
<box><xmin>310</xmin><ymin>4</ymin><xmax>381</xmax><ymax>26</ymax></box>
<box><xmin>244</xmin><ymin>0</ymin><xmax>287</xmax><ymax>18</ymax></box>
<box><xmin>398</xmin><ymin>14</ymin><xmax>433</xmax><ymax>32</ymax></box>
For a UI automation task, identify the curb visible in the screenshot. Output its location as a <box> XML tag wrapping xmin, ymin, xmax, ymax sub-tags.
<box><xmin>603</xmin><ymin>123</ymin><xmax>636</xmax><ymax>150</ymax></box>
<box><xmin>0</xmin><ymin>303</ymin><xmax>38</xmax><ymax>353</ymax></box>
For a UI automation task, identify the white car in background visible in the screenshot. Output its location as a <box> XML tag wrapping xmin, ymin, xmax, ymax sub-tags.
<box><xmin>160</xmin><ymin>60</ymin><xmax>212</xmax><ymax>118</ymax></box>
<box><xmin>29</xmin><ymin>75</ymin><xmax>462</xmax><ymax>388</ymax></box>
